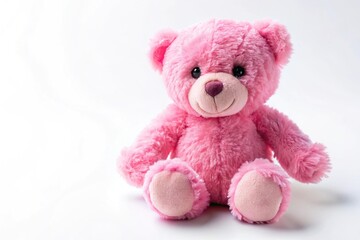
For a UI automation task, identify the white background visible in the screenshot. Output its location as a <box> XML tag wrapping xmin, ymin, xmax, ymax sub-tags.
<box><xmin>1</xmin><ymin>0</ymin><xmax>359</xmax><ymax>239</ymax></box>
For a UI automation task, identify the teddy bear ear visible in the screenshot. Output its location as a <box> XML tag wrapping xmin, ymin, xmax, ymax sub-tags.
<box><xmin>149</xmin><ymin>30</ymin><xmax>178</xmax><ymax>72</ymax></box>
<box><xmin>254</xmin><ymin>20</ymin><xmax>292</xmax><ymax>65</ymax></box>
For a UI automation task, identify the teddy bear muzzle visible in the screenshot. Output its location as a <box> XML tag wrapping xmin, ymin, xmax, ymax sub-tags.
<box><xmin>188</xmin><ymin>72</ymin><xmax>248</xmax><ymax>118</ymax></box>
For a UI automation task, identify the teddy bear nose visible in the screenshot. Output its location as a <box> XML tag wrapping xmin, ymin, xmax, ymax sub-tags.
<box><xmin>205</xmin><ymin>80</ymin><xmax>224</xmax><ymax>97</ymax></box>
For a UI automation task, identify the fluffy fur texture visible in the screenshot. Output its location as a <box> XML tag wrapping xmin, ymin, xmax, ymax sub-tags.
<box><xmin>149</xmin><ymin>30</ymin><xmax>177</xmax><ymax>71</ymax></box>
<box><xmin>252</xmin><ymin>106</ymin><xmax>331</xmax><ymax>183</ymax></box>
<box><xmin>254</xmin><ymin>21</ymin><xmax>292</xmax><ymax>65</ymax></box>
<box><xmin>118</xmin><ymin>19</ymin><xmax>330</xmax><ymax>224</ymax></box>
<box><xmin>118</xmin><ymin>105</ymin><xmax>187</xmax><ymax>187</ymax></box>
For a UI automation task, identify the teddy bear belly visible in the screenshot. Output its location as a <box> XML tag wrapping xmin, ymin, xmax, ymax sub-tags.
<box><xmin>172</xmin><ymin>117</ymin><xmax>270</xmax><ymax>205</ymax></box>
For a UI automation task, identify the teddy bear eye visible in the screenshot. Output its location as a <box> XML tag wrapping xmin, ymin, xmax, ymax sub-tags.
<box><xmin>191</xmin><ymin>67</ymin><xmax>201</xmax><ymax>79</ymax></box>
<box><xmin>232</xmin><ymin>66</ymin><xmax>245</xmax><ymax>78</ymax></box>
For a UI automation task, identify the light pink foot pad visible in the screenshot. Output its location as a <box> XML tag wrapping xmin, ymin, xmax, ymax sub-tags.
<box><xmin>143</xmin><ymin>159</ymin><xmax>210</xmax><ymax>220</ymax></box>
<box><xmin>228</xmin><ymin>158</ymin><xmax>291</xmax><ymax>224</ymax></box>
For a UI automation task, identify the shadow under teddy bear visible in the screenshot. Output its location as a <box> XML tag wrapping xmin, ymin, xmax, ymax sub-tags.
<box><xmin>152</xmin><ymin>182</ymin><xmax>353</xmax><ymax>231</ymax></box>
<box><xmin>266</xmin><ymin>183</ymin><xmax>353</xmax><ymax>231</ymax></box>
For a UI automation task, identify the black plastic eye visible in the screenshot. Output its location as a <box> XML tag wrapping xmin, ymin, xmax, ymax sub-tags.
<box><xmin>232</xmin><ymin>66</ymin><xmax>245</xmax><ymax>78</ymax></box>
<box><xmin>191</xmin><ymin>67</ymin><xmax>201</xmax><ymax>79</ymax></box>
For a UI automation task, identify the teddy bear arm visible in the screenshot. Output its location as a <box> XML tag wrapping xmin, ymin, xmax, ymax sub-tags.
<box><xmin>118</xmin><ymin>105</ymin><xmax>187</xmax><ymax>187</ymax></box>
<box><xmin>251</xmin><ymin>105</ymin><xmax>330</xmax><ymax>183</ymax></box>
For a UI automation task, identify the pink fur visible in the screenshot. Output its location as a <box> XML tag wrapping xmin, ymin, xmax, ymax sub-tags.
<box><xmin>228</xmin><ymin>158</ymin><xmax>291</xmax><ymax>223</ymax></box>
<box><xmin>252</xmin><ymin>106</ymin><xmax>331</xmax><ymax>183</ymax></box>
<box><xmin>173</xmin><ymin>114</ymin><xmax>271</xmax><ymax>204</ymax></box>
<box><xmin>254</xmin><ymin>21</ymin><xmax>292</xmax><ymax>65</ymax></box>
<box><xmin>149</xmin><ymin>30</ymin><xmax>177</xmax><ymax>72</ymax></box>
<box><xmin>118</xmin><ymin>105</ymin><xmax>187</xmax><ymax>187</ymax></box>
<box><xmin>118</xmin><ymin>19</ymin><xmax>330</xmax><ymax>223</ymax></box>
<box><xmin>161</xmin><ymin>19</ymin><xmax>282</xmax><ymax>117</ymax></box>
<box><xmin>143</xmin><ymin>159</ymin><xmax>210</xmax><ymax>220</ymax></box>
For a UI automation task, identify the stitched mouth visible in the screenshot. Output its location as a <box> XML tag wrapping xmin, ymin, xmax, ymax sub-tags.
<box><xmin>197</xmin><ymin>98</ymin><xmax>235</xmax><ymax>115</ymax></box>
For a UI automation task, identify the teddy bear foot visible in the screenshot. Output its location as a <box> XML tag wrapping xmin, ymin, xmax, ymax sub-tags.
<box><xmin>143</xmin><ymin>159</ymin><xmax>210</xmax><ymax>220</ymax></box>
<box><xmin>228</xmin><ymin>158</ymin><xmax>291</xmax><ymax>224</ymax></box>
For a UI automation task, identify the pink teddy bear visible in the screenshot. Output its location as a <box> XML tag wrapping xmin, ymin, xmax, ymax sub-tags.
<box><xmin>118</xmin><ymin>19</ymin><xmax>330</xmax><ymax>224</ymax></box>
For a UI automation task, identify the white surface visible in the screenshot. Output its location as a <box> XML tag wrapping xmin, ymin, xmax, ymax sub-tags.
<box><xmin>1</xmin><ymin>0</ymin><xmax>360</xmax><ymax>239</ymax></box>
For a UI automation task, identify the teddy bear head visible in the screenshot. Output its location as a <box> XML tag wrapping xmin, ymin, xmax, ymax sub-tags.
<box><xmin>149</xmin><ymin>19</ymin><xmax>292</xmax><ymax>118</ymax></box>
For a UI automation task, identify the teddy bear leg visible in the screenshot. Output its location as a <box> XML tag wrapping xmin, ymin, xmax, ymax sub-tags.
<box><xmin>228</xmin><ymin>158</ymin><xmax>291</xmax><ymax>224</ymax></box>
<box><xmin>143</xmin><ymin>158</ymin><xmax>210</xmax><ymax>220</ymax></box>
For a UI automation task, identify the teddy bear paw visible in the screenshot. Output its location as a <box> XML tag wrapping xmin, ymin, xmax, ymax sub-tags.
<box><xmin>294</xmin><ymin>143</ymin><xmax>331</xmax><ymax>183</ymax></box>
<box><xmin>228</xmin><ymin>158</ymin><xmax>291</xmax><ymax>223</ymax></box>
<box><xmin>148</xmin><ymin>171</ymin><xmax>195</xmax><ymax>217</ymax></box>
<box><xmin>143</xmin><ymin>159</ymin><xmax>210</xmax><ymax>220</ymax></box>
<box><xmin>233</xmin><ymin>171</ymin><xmax>283</xmax><ymax>222</ymax></box>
